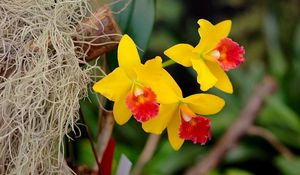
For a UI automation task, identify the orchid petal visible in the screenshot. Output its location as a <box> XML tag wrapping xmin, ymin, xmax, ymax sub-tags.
<box><xmin>164</xmin><ymin>44</ymin><xmax>195</xmax><ymax>67</ymax></box>
<box><xmin>167</xmin><ymin>110</ymin><xmax>184</xmax><ymax>151</ymax></box>
<box><xmin>142</xmin><ymin>103</ymin><xmax>178</xmax><ymax>134</ymax></box>
<box><xmin>206</xmin><ymin>61</ymin><xmax>233</xmax><ymax>93</ymax></box>
<box><xmin>118</xmin><ymin>35</ymin><xmax>141</xmax><ymax>78</ymax></box>
<box><xmin>113</xmin><ymin>97</ymin><xmax>132</xmax><ymax>125</ymax></box>
<box><xmin>195</xmin><ymin>19</ymin><xmax>232</xmax><ymax>53</ymax></box>
<box><xmin>191</xmin><ymin>58</ymin><xmax>217</xmax><ymax>91</ymax></box>
<box><xmin>137</xmin><ymin>56</ymin><xmax>182</xmax><ymax>103</ymax></box>
<box><xmin>182</xmin><ymin>94</ymin><xmax>225</xmax><ymax>115</ymax></box>
<box><xmin>93</xmin><ymin>67</ymin><xmax>131</xmax><ymax>101</ymax></box>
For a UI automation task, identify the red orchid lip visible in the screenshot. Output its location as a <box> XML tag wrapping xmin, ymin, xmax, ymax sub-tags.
<box><xmin>179</xmin><ymin>111</ymin><xmax>211</xmax><ymax>145</ymax></box>
<box><xmin>126</xmin><ymin>86</ymin><xmax>159</xmax><ymax>122</ymax></box>
<box><xmin>213</xmin><ymin>37</ymin><xmax>245</xmax><ymax>71</ymax></box>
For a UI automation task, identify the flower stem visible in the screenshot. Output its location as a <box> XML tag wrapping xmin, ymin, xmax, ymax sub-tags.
<box><xmin>80</xmin><ymin>108</ymin><xmax>103</xmax><ymax>175</ymax></box>
<box><xmin>162</xmin><ymin>59</ymin><xmax>175</xmax><ymax>68</ymax></box>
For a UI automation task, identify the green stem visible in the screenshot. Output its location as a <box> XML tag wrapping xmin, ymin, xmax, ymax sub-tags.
<box><xmin>162</xmin><ymin>59</ymin><xmax>175</xmax><ymax>68</ymax></box>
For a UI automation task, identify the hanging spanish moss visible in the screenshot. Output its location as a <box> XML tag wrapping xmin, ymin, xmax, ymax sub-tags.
<box><xmin>0</xmin><ymin>0</ymin><xmax>119</xmax><ymax>174</ymax></box>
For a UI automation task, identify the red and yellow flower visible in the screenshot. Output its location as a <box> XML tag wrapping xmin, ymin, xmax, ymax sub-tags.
<box><xmin>93</xmin><ymin>35</ymin><xmax>178</xmax><ymax>124</ymax></box>
<box><xmin>142</xmin><ymin>79</ymin><xmax>225</xmax><ymax>150</ymax></box>
<box><xmin>164</xmin><ymin>19</ymin><xmax>245</xmax><ymax>93</ymax></box>
<box><xmin>93</xmin><ymin>19</ymin><xmax>243</xmax><ymax>150</ymax></box>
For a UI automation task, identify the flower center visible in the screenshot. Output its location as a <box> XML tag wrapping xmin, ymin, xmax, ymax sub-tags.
<box><xmin>126</xmin><ymin>85</ymin><xmax>159</xmax><ymax>122</ymax></box>
<box><xmin>211</xmin><ymin>37</ymin><xmax>245</xmax><ymax>71</ymax></box>
<box><xmin>179</xmin><ymin>104</ymin><xmax>211</xmax><ymax>145</ymax></box>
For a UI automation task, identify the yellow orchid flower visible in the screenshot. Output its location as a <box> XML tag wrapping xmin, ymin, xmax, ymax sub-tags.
<box><xmin>93</xmin><ymin>35</ymin><xmax>178</xmax><ymax>125</ymax></box>
<box><xmin>142</xmin><ymin>79</ymin><xmax>225</xmax><ymax>150</ymax></box>
<box><xmin>164</xmin><ymin>19</ymin><xmax>245</xmax><ymax>93</ymax></box>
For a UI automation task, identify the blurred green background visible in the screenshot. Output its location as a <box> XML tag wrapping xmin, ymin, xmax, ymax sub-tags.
<box><xmin>72</xmin><ymin>0</ymin><xmax>300</xmax><ymax>174</ymax></box>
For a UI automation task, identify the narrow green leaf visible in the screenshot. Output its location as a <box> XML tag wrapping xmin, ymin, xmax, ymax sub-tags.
<box><xmin>108</xmin><ymin>0</ymin><xmax>156</xmax><ymax>71</ymax></box>
<box><xmin>75</xmin><ymin>139</ymin><xmax>96</xmax><ymax>168</ymax></box>
<box><xmin>225</xmin><ymin>143</ymin><xmax>267</xmax><ymax>164</ymax></box>
<box><xmin>258</xmin><ymin>95</ymin><xmax>300</xmax><ymax>133</ymax></box>
<box><xmin>275</xmin><ymin>156</ymin><xmax>300</xmax><ymax>175</ymax></box>
<box><xmin>107</xmin><ymin>50</ymin><xmax>118</xmax><ymax>72</ymax></box>
<box><xmin>270</xmin><ymin>128</ymin><xmax>300</xmax><ymax>148</ymax></box>
<box><xmin>80</xmin><ymin>98</ymin><xmax>99</xmax><ymax>139</ymax></box>
<box><xmin>126</xmin><ymin>0</ymin><xmax>156</xmax><ymax>57</ymax></box>
<box><xmin>112</xmin><ymin>0</ymin><xmax>134</xmax><ymax>32</ymax></box>
<box><xmin>145</xmin><ymin>140</ymin><xmax>207</xmax><ymax>174</ymax></box>
<box><xmin>293</xmin><ymin>23</ymin><xmax>300</xmax><ymax>61</ymax></box>
<box><xmin>263</xmin><ymin>11</ymin><xmax>286</xmax><ymax>78</ymax></box>
<box><xmin>225</xmin><ymin>169</ymin><xmax>254</xmax><ymax>175</ymax></box>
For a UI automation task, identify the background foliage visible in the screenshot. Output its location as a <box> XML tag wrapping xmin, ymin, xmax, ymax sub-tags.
<box><xmin>72</xmin><ymin>0</ymin><xmax>300</xmax><ymax>174</ymax></box>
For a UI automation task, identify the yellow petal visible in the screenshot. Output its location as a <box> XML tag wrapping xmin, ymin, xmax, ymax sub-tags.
<box><xmin>191</xmin><ymin>58</ymin><xmax>217</xmax><ymax>91</ymax></box>
<box><xmin>182</xmin><ymin>94</ymin><xmax>225</xmax><ymax>115</ymax></box>
<box><xmin>197</xmin><ymin>19</ymin><xmax>214</xmax><ymax>39</ymax></box>
<box><xmin>113</xmin><ymin>97</ymin><xmax>132</xmax><ymax>125</ymax></box>
<box><xmin>118</xmin><ymin>34</ymin><xmax>141</xmax><ymax>78</ymax></box>
<box><xmin>195</xmin><ymin>19</ymin><xmax>232</xmax><ymax>53</ymax></box>
<box><xmin>197</xmin><ymin>19</ymin><xmax>231</xmax><ymax>41</ymax></box>
<box><xmin>167</xmin><ymin>109</ymin><xmax>184</xmax><ymax>151</ymax></box>
<box><xmin>164</xmin><ymin>44</ymin><xmax>195</xmax><ymax>67</ymax></box>
<box><xmin>136</xmin><ymin>56</ymin><xmax>182</xmax><ymax>103</ymax></box>
<box><xmin>142</xmin><ymin>103</ymin><xmax>178</xmax><ymax>134</ymax></box>
<box><xmin>93</xmin><ymin>67</ymin><xmax>132</xmax><ymax>101</ymax></box>
<box><xmin>205</xmin><ymin>61</ymin><xmax>233</xmax><ymax>93</ymax></box>
<box><xmin>214</xmin><ymin>19</ymin><xmax>232</xmax><ymax>37</ymax></box>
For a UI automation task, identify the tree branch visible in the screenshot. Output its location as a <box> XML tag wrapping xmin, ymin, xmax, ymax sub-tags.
<box><xmin>185</xmin><ymin>76</ymin><xmax>277</xmax><ymax>175</ymax></box>
<box><xmin>97</xmin><ymin>110</ymin><xmax>115</xmax><ymax>161</ymax></box>
<box><xmin>131</xmin><ymin>134</ymin><xmax>161</xmax><ymax>175</ymax></box>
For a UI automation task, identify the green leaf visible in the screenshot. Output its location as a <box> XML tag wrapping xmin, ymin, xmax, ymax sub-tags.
<box><xmin>80</xmin><ymin>96</ymin><xmax>99</xmax><ymax>139</ymax></box>
<box><xmin>113</xmin><ymin>143</ymin><xmax>138</xmax><ymax>171</ymax></box>
<box><xmin>108</xmin><ymin>0</ymin><xmax>156</xmax><ymax>71</ymax></box>
<box><xmin>288</xmin><ymin>23</ymin><xmax>300</xmax><ymax>107</ymax></box>
<box><xmin>225</xmin><ymin>169</ymin><xmax>254</xmax><ymax>175</ymax></box>
<box><xmin>112</xmin><ymin>0</ymin><xmax>134</xmax><ymax>32</ymax></box>
<box><xmin>75</xmin><ymin>139</ymin><xmax>96</xmax><ymax>168</ymax></box>
<box><xmin>113</xmin><ymin>119</ymin><xmax>147</xmax><ymax>147</ymax></box>
<box><xmin>258</xmin><ymin>95</ymin><xmax>300</xmax><ymax>133</ymax></box>
<box><xmin>268</xmin><ymin>128</ymin><xmax>300</xmax><ymax>148</ymax></box>
<box><xmin>87</xmin><ymin>86</ymin><xmax>100</xmax><ymax>109</ymax></box>
<box><xmin>208</xmin><ymin>170</ymin><xmax>221</xmax><ymax>175</ymax></box>
<box><xmin>263</xmin><ymin>11</ymin><xmax>287</xmax><ymax>78</ymax></box>
<box><xmin>126</xmin><ymin>0</ymin><xmax>156</xmax><ymax>58</ymax></box>
<box><xmin>145</xmin><ymin>140</ymin><xmax>207</xmax><ymax>175</ymax></box>
<box><xmin>156</xmin><ymin>0</ymin><xmax>183</xmax><ymax>24</ymax></box>
<box><xmin>108</xmin><ymin>1</ymin><xmax>135</xmax><ymax>71</ymax></box>
<box><xmin>257</xmin><ymin>95</ymin><xmax>300</xmax><ymax>147</ymax></box>
<box><xmin>293</xmin><ymin>23</ymin><xmax>300</xmax><ymax>62</ymax></box>
<box><xmin>275</xmin><ymin>156</ymin><xmax>300</xmax><ymax>175</ymax></box>
<box><xmin>107</xmin><ymin>49</ymin><xmax>118</xmax><ymax>72</ymax></box>
<box><xmin>224</xmin><ymin>143</ymin><xmax>267</xmax><ymax>164</ymax></box>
